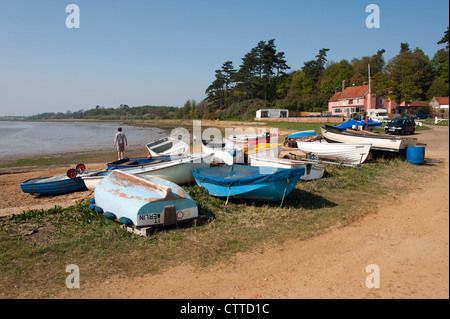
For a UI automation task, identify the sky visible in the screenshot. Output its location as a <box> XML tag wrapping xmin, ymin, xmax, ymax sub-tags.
<box><xmin>0</xmin><ymin>0</ymin><xmax>448</xmax><ymax>116</ymax></box>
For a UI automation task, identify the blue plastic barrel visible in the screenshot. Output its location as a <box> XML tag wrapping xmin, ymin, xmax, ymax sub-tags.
<box><xmin>406</xmin><ymin>146</ymin><xmax>425</xmax><ymax>165</ymax></box>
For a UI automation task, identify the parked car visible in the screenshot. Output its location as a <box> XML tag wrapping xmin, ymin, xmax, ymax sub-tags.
<box><xmin>412</xmin><ymin>113</ymin><xmax>431</xmax><ymax>119</ymax></box>
<box><xmin>384</xmin><ymin>118</ymin><xmax>416</xmax><ymax>135</ymax></box>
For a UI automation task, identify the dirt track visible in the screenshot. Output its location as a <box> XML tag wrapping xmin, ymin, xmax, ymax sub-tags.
<box><xmin>51</xmin><ymin>125</ymin><xmax>448</xmax><ymax>299</ymax></box>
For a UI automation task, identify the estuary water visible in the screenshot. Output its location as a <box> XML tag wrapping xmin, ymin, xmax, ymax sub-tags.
<box><xmin>0</xmin><ymin>121</ymin><xmax>169</xmax><ymax>161</ymax></box>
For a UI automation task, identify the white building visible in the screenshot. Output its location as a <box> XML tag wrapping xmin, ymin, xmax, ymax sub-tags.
<box><xmin>256</xmin><ymin>109</ymin><xmax>289</xmax><ymax>119</ymax></box>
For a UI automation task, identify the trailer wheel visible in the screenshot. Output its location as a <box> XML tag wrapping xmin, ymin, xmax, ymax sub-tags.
<box><xmin>66</xmin><ymin>168</ymin><xmax>77</xmax><ymax>179</ymax></box>
<box><xmin>76</xmin><ymin>163</ymin><xmax>86</xmax><ymax>173</ymax></box>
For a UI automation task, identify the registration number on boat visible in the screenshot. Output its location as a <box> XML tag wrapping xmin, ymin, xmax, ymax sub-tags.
<box><xmin>138</xmin><ymin>213</ymin><xmax>161</xmax><ymax>224</ymax></box>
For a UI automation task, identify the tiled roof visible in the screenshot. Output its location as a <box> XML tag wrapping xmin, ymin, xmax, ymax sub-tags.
<box><xmin>433</xmin><ymin>97</ymin><xmax>449</xmax><ymax>105</ymax></box>
<box><xmin>329</xmin><ymin>85</ymin><xmax>369</xmax><ymax>102</ymax></box>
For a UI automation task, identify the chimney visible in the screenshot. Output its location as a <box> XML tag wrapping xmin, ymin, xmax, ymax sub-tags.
<box><xmin>342</xmin><ymin>80</ymin><xmax>348</xmax><ymax>92</ymax></box>
<box><xmin>335</xmin><ymin>87</ymin><xmax>339</xmax><ymax>93</ymax></box>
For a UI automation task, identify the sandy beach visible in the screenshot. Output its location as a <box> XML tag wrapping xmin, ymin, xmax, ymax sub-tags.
<box><xmin>1</xmin><ymin>123</ymin><xmax>448</xmax><ymax>299</ymax></box>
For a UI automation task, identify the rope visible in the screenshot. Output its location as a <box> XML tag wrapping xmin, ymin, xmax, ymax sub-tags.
<box><xmin>270</xmin><ymin>178</ymin><xmax>290</xmax><ymax>214</ymax></box>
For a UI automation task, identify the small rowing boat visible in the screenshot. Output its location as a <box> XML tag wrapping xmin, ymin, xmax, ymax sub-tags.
<box><xmin>91</xmin><ymin>170</ymin><xmax>198</xmax><ymax>227</ymax></box>
<box><xmin>146</xmin><ymin>137</ymin><xmax>189</xmax><ymax>157</ymax></box>
<box><xmin>320</xmin><ymin>125</ymin><xmax>417</xmax><ymax>153</ymax></box>
<box><xmin>192</xmin><ymin>165</ymin><xmax>305</xmax><ymax>202</ymax></box>
<box><xmin>296</xmin><ymin>140</ymin><xmax>372</xmax><ymax>165</ymax></box>
<box><xmin>20</xmin><ymin>164</ymin><xmax>104</xmax><ymax>195</ymax></box>
<box><xmin>201</xmin><ymin>138</ymin><xmax>244</xmax><ymax>165</ymax></box>
<box><xmin>82</xmin><ymin>154</ymin><xmax>212</xmax><ymax>190</ymax></box>
<box><xmin>248</xmin><ymin>155</ymin><xmax>325</xmax><ymax>181</ymax></box>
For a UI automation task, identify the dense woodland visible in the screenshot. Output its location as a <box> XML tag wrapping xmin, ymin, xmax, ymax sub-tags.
<box><xmin>14</xmin><ymin>28</ymin><xmax>449</xmax><ymax>122</ymax></box>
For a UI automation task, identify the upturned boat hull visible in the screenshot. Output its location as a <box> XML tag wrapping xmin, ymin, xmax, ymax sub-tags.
<box><xmin>93</xmin><ymin>170</ymin><xmax>198</xmax><ymax>227</ymax></box>
<box><xmin>287</xmin><ymin>130</ymin><xmax>316</xmax><ymax>139</ymax></box>
<box><xmin>20</xmin><ymin>170</ymin><xmax>104</xmax><ymax>195</ymax></box>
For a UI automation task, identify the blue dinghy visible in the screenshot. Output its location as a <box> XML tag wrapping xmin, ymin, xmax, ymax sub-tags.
<box><xmin>92</xmin><ymin>170</ymin><xmax>198</xmax><ymax>227</ymax></box>
<box><xmin>107</xmin><ymin>156</ymin><xmax>184</xmax><ymax>169</ymax></box>
<box><xmin>192</xmin><ymin>165</ymin><xmax>305</xmax><ymax>202</ymax></box>
<box><xmin>287</xmin><ymin>130</ymin><xmax>316</xmax><ymax>139</ymax></box>
<box><xmin>20</xmin><ymin>169</ymin><xmax>106</xmax><ymax>195</ymax></box>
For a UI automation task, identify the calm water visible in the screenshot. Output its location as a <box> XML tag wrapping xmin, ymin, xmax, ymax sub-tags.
<box><xmin>0</xmin><ymin>121</ymin><xmax>169</xmax><ymax>161</ymax></box>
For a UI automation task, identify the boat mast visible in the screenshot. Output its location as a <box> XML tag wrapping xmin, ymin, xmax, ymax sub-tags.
<box><xmin>368</xmin><ymin>63</ymin><xmax>371</xmax><ymax>110</ymax></box>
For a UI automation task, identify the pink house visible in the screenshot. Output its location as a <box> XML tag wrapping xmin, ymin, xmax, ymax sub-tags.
<box><xmin>328</xmin><ymin>80</ymin><xmax>397</xmax><ymax>116</ymax></box>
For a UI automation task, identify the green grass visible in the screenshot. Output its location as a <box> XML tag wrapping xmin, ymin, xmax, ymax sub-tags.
<box><xmin>421</xmin><ymin>119</ymin><xmax>449</xmax><ymax>126</ymax></box>
<box><xmin>0</xmin><ymin>153</ymin><xmax>439</xmax><ymax>298</ymax></box>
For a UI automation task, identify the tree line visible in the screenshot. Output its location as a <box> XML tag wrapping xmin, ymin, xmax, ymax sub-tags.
<box><xmin>189</xmin><ymin>27</ymin><xmax>448</xmax><ymax>119</ymax></box>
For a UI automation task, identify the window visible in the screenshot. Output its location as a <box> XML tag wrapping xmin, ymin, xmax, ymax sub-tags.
<box><xmin>356</xmin><ymin>99</ymin><xmax>360</xmax><ymax>104</ymax></box>
<box><xmin>334</xmin><ymin>108</ymin><xmax>342</xmax><ymax>113</ymax></box>
<box><xmin>379</xmin><ymin>98</ymin><xmax>383</xmax><ymax>105</ymax></box>
<box><xmin>349</xmin><ymin>99</ymin><xmax>353</xmax><ymax>105</ymax></box>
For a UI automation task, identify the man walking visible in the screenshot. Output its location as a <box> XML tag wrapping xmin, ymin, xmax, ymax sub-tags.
<box><xmin>114</xmin><ymin>127</ymin><xmax>128</xmax><ymax>160</ymax></box>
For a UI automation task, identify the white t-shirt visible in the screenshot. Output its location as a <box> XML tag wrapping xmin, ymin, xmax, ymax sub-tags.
<box><xmin>115</xmin><ymin>132</ymin><xmax>126</xmax><ymax>145</ymax></box>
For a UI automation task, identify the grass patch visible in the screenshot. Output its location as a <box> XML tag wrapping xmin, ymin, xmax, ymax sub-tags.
<box><xmin>0</xmin><ymin>155</ymin><xmax>440</xmax><ymax>298</ymax></box>
<box><xmin>421</xmin><ymin>119</ymin><xmax>449</xmax><ymax>126</ymax></box>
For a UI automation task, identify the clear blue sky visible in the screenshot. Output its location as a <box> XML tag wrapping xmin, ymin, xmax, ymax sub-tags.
<box><xmin>0</xmin><ymin>0</ymin><xmax>448</xmax><ymax>116</ymax></box>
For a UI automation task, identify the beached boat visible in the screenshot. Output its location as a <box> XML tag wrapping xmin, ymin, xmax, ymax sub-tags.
<box><xmin>20</xmin><ymin>168</ymin><xmax>105</xmax><ymax>195</ymax></box>
<box><xmin>284</xmin><ymin>130</ymin><xmax>319</xmax><ymax>148</ymax></box>
<box><xmin>192</xmin><ymin>165</ymin><xmax>305</xmax><ymax>202</ymax></box>
<box><xmin>145</xmin><ymin>137</ymin><xmax>189</xmax><ymax>157</ymax></box>
<box><xmin>82</xmin><ymin>154</ymin><xmax>212</xmax><ymax>190</ymax></box>
<box><xmin>320</xmin><ymin>125</ymin><xmax>417</xmax><ymax>153</ymax></box>
<box><xmin>229</xmin><ymin>133</ymin><xmax>269</xmax><ymax>145</ymax></box>
<box><xmin>107</xmin><ymin>155</ymin><xmax>184</xmax><ymax>169</ymax></box>
<box><xmin>91</xmin><ymin>170</ymin><xmax>198</xmax><ymax>227</ymax></box>
<box><xmin>286</xmin><ymin>130</ymin><xmax>316</xmax><ymax>139</ymax></box>
<box><xmin>201</xmin><ymin>138</ymin><xmax>244</xmax><ymax>165</ymax></box>
<box><xmin>248</xmin><ymin>155</ymin><xmax>325</xmax><ymax>181</ymax></box>
<box><xmin>334</xmin><ymin>118</ymin><xmax>382</xmax><ymax>130</ymax></box>
<box><xmin>245</xmin><ymin>143</ymin><xmax>282</xmax><ymax>158</ymax></box>
<box><xmin>296</xmin><ymin>140</ymin><xmax>372</xmax><ymax>165</ymax></box>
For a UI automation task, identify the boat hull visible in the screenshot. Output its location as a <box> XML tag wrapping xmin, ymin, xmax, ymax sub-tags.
<box><xmin>146</xmin><ymin>137</ymin><xmax>189</xmax><ymax>157</ymax></box>
<box><xmin>296</xmin><ymin>141</ymin><xmax>372</xmax><ymax>165</ymax></box>
<box><xmin>20</xmin><ymin>170</ymin><xmax>104</xmax><ymax>195</ymax></box>
<box><xmin>192</xmin><ymin>165</ymin><xmax>305</xmax><ymax>202</ymax></box>
<box><xmin>248</xmin><ymin>155</ymin><xmax>325</xmax><ymax>180</ymax></box>
<box><xmin>321</xmin><ymin>126</ymin><xmax>417</xmax><ymax>153</ymax></box>
<box><xmin>246</xmin><ymin>143</ymin><xmax>282</xmax><ymax>158</ymax></box>
<box><xmin>287</xmin><ymin>130</ymin><xmax>316</xmax><ymax>139</ymax></box>
<box><xmin>201</xmin><ymin>138</ymin><xmax>244</xmax><ymax>165</ymax></box>
<box><xmin>93</xmin><ymin>170</ymin><xmax>198</xmax><ymax>227</ymax></box>
<box><xmin>83</xmin><ymin>154</ymin><xmax>212</xmax><ymax>191</ymax></box>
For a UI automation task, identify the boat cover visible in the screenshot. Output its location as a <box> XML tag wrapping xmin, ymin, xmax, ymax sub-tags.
<box><xmin>192</xmin><ymin>165</ymin><xmax>305</xmax><ymax>187</ymax></box>
<box><xmin>335</xmin><ymin>118</ymin><xmax>382</xmax><ymax>130</ymax></box>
